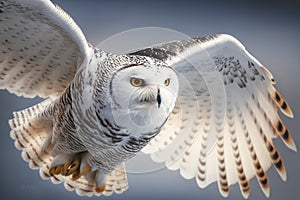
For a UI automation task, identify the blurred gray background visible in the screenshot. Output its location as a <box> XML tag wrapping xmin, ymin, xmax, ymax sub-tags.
<box><xmin>0</xmin><ymin>0</ymin><xmax>299</xmax><ymax>199</ymax></box>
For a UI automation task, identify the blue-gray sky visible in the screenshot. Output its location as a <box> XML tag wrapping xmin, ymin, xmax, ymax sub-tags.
<box><xmin>0</xmin><ymin>0</ymin><xmax>299</xmax><ymax>200</ymax></box>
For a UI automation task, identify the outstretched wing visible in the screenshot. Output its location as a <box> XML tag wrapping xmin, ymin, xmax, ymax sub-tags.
<box><xmin>0</xmin><ymin>0</ymin><xmax>90</xmax><ymax>98</ymax></box>
<box><xmin>131</xmin><ymin>34</ymin><xmax>296</xmax><ymax>198</ymax></box>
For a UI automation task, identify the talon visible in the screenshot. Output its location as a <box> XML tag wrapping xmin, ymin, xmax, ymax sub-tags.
<box><xmin>68</xmin><ymin>160</ymin><xmax>80</xmax><ymax>175</ymax></box>
<box><xmin>49</xmin><ymin>165</ymin><xmax>62</xmax><ymax>176</ymax></box>
<box><xmin>61</xmin><ymin>161</ymin><xmax>72</xmax><ymax>176</ymax></box>
<box><xmin>72</xmin><ymin>170</ymin><xmax>81</xmax><ymax>180</ymax></box>
<box><xmin>60</xmin><ymin>160</ymin><xmax>80</xmax><ymax>176</ymax></box>
<box><xmin>55</xmin><ymin>165</ymin><xmax>62</xmax><ymax>174</ymax></box>
<box><xmin>49</xmin><ymin>167</ymin><xmax>55</xmax><ymax>176</ymax></box>
<box><xmin>65</xmin><ymin>160</ymin><xmax>79</xmax><ymax>176</ymax></box>
<box><xmin>95</xmin><ymin>184</ymin><xmax>106</xmax><ymax>193</ymax></box>
<box><xmin>72</xmin><ymin>165</ymin><xmax>91</xmax><ymax>181</ymax></box>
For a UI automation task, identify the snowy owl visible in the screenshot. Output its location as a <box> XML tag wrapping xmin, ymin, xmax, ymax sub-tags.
<box><xmin>0</xmin><ymin>0</ymin><xmax>296</xmax><ymax>198</ymax></box>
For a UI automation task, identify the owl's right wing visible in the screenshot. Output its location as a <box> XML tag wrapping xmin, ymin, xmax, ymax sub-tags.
<box><xmin>0</xmin><ymin>0</ymin><xmax>90</xmax><ymax>98</ymax></box>
<box><xmin>131</xmin><ymin>34</ymin><xmax>296</xmax><ymax>198</ymax></box>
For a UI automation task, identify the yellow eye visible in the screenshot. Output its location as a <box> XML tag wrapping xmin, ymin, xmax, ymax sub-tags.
<box><xmin>164</xmin><ymin>78</ymin><xmax>170</xmax><ymax>86</ymax></box>
<box><xmin>130</xmin><ymin>78</ymin><xmax>144</xmax><ymax>87</ymax></box>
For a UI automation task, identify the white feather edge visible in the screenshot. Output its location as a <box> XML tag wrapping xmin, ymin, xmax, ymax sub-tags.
<box><xmin>143</xmin><ymin>34</ymin><xmax>248</xmax><ymax>157</ymax></box>
<box><xmin>142</xmin><ymin>34</ymin><xmax>294</xmax><ymax>197</ymax></box>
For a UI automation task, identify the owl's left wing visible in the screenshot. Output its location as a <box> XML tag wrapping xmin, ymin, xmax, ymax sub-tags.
<box><xmin>130</xmin><ymin>34</ymin><xmax>296</xmax><ymax>198</ymax></box>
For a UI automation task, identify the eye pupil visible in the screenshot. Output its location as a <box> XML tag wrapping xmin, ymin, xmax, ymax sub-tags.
<box><xmin>165</xmin><ymin>78</ymin><xmax>170</xmax><ymax>86</ymax></box>
<box><xmin>134</xmin><ymin>79</ymin><xmax>140</xmax><ymax>85</ymax></box>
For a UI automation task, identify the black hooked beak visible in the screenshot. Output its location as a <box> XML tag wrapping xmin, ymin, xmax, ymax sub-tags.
<box><xmin>157</xmin><ymin>88</ymin><xmax>162</xmax><ymax>109</ymax></box>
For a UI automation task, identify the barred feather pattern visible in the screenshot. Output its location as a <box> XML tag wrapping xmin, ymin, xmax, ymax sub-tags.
<box><xmin>139</xmin><ymin>34</ymin><xmax>296</xmax><ymax>198</ymax></box>
<box><xmin>0</xmin><ymin>2</ymin><xmax>295</xmax><ymax>197</ymax></box>
<box><xmin>9</xmin><ymin>98</ymin><xmax>129</xmax><ymax>196</ymax></box>
<box><xmin>70</xmin><ymin>51</ymin><xmax>167</xmax><ymax>174</ymax></box>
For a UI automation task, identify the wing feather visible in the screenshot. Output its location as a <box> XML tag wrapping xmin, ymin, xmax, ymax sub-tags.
<box><xmin>135</xmin><ymin>34</ymin><xmax>296</xmax><ymax>198</ymax></box>
<box><xmin>0</xmin><ymin>0</ymin><xmax>90</xmax><ymax>98</ymax></box>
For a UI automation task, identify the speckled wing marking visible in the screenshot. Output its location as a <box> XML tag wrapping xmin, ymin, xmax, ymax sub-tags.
<box><xmin>134</xmin><ymin>34</ymin><xmax>296</xmax><ymax>198</ymax></box>
<box><xmin>0</xmin><ymin>0</ymin><xmax>90</xmax><ymax>98</ymax></box>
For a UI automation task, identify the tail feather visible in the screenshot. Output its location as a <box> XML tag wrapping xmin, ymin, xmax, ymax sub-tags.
<box><xmin>8</xmin><ymin>100</ymin><xmax>129</xmax><ymax>196</ymax></box>
<box><xmin>105</xmin><ymin>164</ymin><xmax>128</xmax><ymax>195</ymax></box>
<box><xmin>9</xmin><ymin>100</ymin><xmax>53</xmax><ymax>169</ymax></box>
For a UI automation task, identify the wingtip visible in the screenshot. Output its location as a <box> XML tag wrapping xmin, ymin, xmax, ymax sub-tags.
<box><xmin>219</xmin><ymin>188</ymin><xmax>230</xmax><ymax>198</ymax></box>
<box><xmin>283</xmin><ymin>105</ymin><xmax>294</xmax><ymax>118</ymax></box>
<box><xmin>280</xmin><ymin>170</ymin><xmax>287</xmax><ymax>182</ymax></box>
<box><xmin>262</xmin><ymin>186</ymin><xmax>270</xmax><ymax>198</ymax></box>
<box><xmin>288</xmin><ymin>141</ymin><xmax>297</xmax><ymax>152</ymax></box>
<box><xmin>276</xmin><ymin>158</ymin><xmax>287</xmax><ymax>182</ymax></box>
<box><xmin>217</xmin><ymin>178</ymin><xmax>230</xmax><ymax>198</ymax></box>
<box><xmin>274</xmin><ymin>121</ymin><xmax>297</xmax><ymax>151</ymax></box>
<box><xmin>284</xmin><ymin>130</ymin><xmax>297</xmax><ymax>152</ymax></box>
<box><xmin>272</xmin><ymin>90</ymin><xmax>294</xmax><ymax>118</ymax></box>
<box><xmin>241</xmin><ymin>189</ymin><xmax>250</xmax><ymax>199</ymax></box>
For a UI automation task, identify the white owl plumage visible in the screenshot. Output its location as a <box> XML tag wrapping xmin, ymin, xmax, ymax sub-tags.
<box><xmin>0</xmin><ymin>0</ymin><xmax>296</xmax><ymax>198</ymax></box>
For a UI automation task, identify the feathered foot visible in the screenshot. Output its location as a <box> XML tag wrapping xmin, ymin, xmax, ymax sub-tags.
<box><xmin>95</xmin><ymin>170</ymin><xmax>107</xmax><ymax>193</ymax></box>
<box><xmin>49</xmin><ymin>152</ymin><xmax>109</xmax><ymax>194</ymax></box>
<box><xmin>71</xmin><ymin>165</ymin><xmax>91</xmax><ymax>180</ymax></box>
<box><xmin>49</xmin><ymin>152</ymin><xmax>91</xmax><ymax>178</ymax></box>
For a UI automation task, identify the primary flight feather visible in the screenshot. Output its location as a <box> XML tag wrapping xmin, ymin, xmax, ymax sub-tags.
<box><xmin>0</xmin><ymin>0</ymin><xmax>296</xmax><ymax>198</ymax></box>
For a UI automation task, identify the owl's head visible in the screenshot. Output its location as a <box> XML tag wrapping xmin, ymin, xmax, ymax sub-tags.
<box><xmin>108</xmin><ymin>56</ymin><xmax>179</xmax><ymax>135</ymax></box>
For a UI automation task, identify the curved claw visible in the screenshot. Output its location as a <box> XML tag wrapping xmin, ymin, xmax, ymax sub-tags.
<box><xmin>61</xmin><ymin>161</ymin><xmax>71</xmax><ymax>176</ymax></box>
<box><xmin>72</xmin><ymin>165</ymin><xmax>91</xmax><ymax>181</ymax></box>
<box><xmin>50</xmin><ymin>160</ymin><xmax>80</xmax><ymax>177</ymax></box>
<box><xmin>71</xmin><ymin>170</ymin><xmax>81</xmax><ymax>180</ymax></box>
<box><xmin>63</xmin><ymin>160</ymin><xmax>80</xmax><ymax>176</ymax></box>
<box><xmin>95</xmin><ymin>184</ymin><xmax>106</xmax><ymax>193</ymax></box>
<box><xmin>49</xmin><ymin>152</ymin><xmax>92</xmax><ymax>178</ymax></box>
<box><xmin>49</xmin><ymin>165</ymin><xmax>62</xmax><ymax>176</ymax></box>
